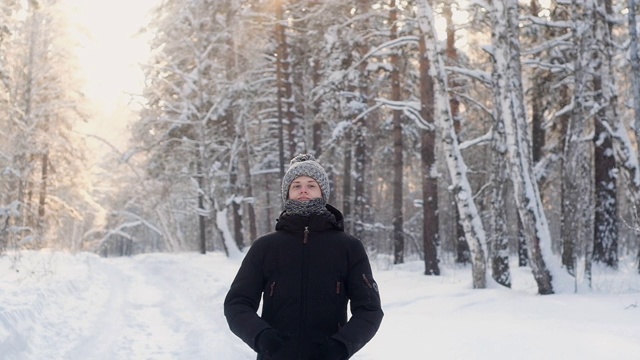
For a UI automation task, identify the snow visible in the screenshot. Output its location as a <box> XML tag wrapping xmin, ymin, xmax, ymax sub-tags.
<box><xmin>1</xmin><ymin>250</ymin><xmax>639</xmax><ymax>360</ymax></box>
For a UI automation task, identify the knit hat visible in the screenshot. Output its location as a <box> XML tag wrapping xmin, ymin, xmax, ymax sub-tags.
<box><xmin>282</xmin><ymin>154</ymin><xmax>330</xmax><ymax>203</ymax></box>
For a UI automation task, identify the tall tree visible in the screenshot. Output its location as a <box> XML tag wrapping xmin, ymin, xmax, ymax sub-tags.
<box><xmin>629</xmin><ymin>0</ymin><xmax>640</xmax><ymax>273</ymax></box>
<box><xmin>416</xmin><ymin>0</ymin><xmax>487</xmax><ymax>288</ymax></box>
<box><xmin>274</xmin><ymin>0</ymin><xmax>298</xmax><ymax>165</ymax></box>
<box><xmin>488</xmin><ymin>0</ymin><xmax>556</xmax><ymax>294</ymax></box>
<box><xmin>419</xmin><ymin>0</ymin><xmax>439</xmax><ymax>276</ymax></box>
<box><xmin>132</xmin><ymin>0</ymin><xmax>249</xmax><ymax>255</ymax></box>
<box><xmin>488</xmin><ymin>105</ymin><xmax>511</xmax><ymax>287</ymax></box>
<box><xmin>3</xmin><ymin>0</ymin><xmax>89</xmax><ymax>249</ymax></box>
<box><xmin>590</xmin><ymin>0</ymin><xmax>618</xmax><ymax>269</ymax></box>
<box><xmin>390</xmin><ymin>0</ymin><xmax>405</xmax><ymax>265</ymax></box>
<box><xmin>442</xmin><ymin>0</ymin><xmax>470</xmax><ymax>266</ymax></box>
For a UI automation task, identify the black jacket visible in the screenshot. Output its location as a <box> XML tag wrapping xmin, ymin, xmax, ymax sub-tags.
<box><xmin>224</xmin><ymin>204</ymin><xmax>383</xmax><ymax>360</ymax></box>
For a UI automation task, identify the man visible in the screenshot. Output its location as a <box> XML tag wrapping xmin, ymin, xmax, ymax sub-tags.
<box><xmin>224</xmin><ymin>154</ymin><xmax>383</xmax><ymax>360</ymax></box>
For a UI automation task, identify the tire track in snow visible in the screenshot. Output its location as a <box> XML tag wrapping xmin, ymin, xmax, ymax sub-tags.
<box><xmin>63</xmin><ymin>253</ymin><xmax>254</xmax><ymax>360</ymax></box>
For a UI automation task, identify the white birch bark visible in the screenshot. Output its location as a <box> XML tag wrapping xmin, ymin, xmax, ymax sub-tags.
<box><xmin>416</xmin><ymin>0</ymin><xmax>487</xmax><ymax>289</ymax></box>
<box><xmin>489</xmin><ymin>0</ymin><xmax>571</xmax><ymax>294</ymax></box>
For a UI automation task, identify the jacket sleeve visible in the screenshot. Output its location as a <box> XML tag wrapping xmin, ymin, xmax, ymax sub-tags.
<box><xmin>333</xmin><ymin>239</ymin><xmax>383</xmax><ymax>357</ymax></box>
<box><xmin>223</xmin><ymin>243</ymin><xmax>271</xmax><ymax>352</ymax></box>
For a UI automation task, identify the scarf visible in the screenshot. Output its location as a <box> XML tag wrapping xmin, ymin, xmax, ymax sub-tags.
<box><xmin>284</xmin><ymin>198</ymin><xmax>331</xmax><ymax>217</ymax></box>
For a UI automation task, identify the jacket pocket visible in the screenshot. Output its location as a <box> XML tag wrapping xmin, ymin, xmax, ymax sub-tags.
<box><xmin>262</xmin><ymin>278</ymin><xmax>278</xmax><ymax>318</ymax></box>
<box><xmin>362</xmin><ymin>273</ymin><xmax>377</xmax><ymax>291</ymax></box>
<box><xmin>335</xmin><ymin>272</ymin><xmax>346</xmax><ymax>296</ymax></box>
<box><xmin>361</xmin><ymin>273</ymin><xmax>380</xmax><ymax>306</ymax></box>
<box><xmin>334</xmin><ymin>273</ymin><xmax>348</xmax><ymax>327</ymax></box>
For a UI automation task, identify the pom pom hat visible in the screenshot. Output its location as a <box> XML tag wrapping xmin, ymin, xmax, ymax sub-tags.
<box><xmin>282</xmin><ymin>154</ymin><xmax>330</xmax><ymax>203</ymax></box>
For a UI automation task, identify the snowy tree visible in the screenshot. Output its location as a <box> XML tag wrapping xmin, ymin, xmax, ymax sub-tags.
<box><xmin>0</xmin><ymin>0</ymin><xmax>91</xmax><ymax>251</ymax></box>
<box><xmin>416</xmin><ymin>0</ymin><xmax>487</xmax><ymax>288</ymax></box>
<box><xmin>419</xmin><ymin>8</ymin><xmax>439</xmax><ymax>275</ymax></box>
<box><xmin>488</xmin><ymin>0</ymin><xmax>559</xmax><ymax>294</ymax></box>
<box><xmin>589</xmin><ymin>0</ymin><xmax>619</xmax><ymax>269</ymax></box>
<box><xmin>630</xmin><ymin>0</ymin><xmax>640</xmax><ymax>273</ymax></box>
<box><xmin>130</xmin><ymin>0</ymin><xmax>251</xmax><ymax>255</ymax></box>
<box><xmin>389</xmin><ymin>0</ymin><xmax>405</xmax><ymax>264</ymax></box>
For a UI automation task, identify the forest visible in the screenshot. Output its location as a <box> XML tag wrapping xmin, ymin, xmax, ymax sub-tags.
<box><xmin>1</xmin><ymin>0</ymin><xmax>639</xmax><ymax>295</ymax></box>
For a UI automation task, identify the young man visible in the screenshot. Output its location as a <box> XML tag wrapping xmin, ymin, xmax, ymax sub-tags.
<box><xmin>224</xmin><ymin>154</ymin><xmax>383</xmax><ymax>360</ymax></box>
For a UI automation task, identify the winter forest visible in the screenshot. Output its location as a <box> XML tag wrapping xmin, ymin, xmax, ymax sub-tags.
<box><xmin>1</xmin><ymin>0</ymin><xmax>640</xmax><ymax>296</ymax></box>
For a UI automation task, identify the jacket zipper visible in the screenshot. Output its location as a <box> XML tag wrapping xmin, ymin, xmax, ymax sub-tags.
<box><xmin>299</xmin><ymin>225</ymin><xmax>310</xmax><ymax>358</ymax></box>
<box><xmin>269</xmin><ymin>281</ymin><xmax>276</xmax><ymax>297</ymax></box>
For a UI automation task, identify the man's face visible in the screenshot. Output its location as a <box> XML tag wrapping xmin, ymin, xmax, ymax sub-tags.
<box><xmin>288</xmin><ymin>176</ymin><xmax>322</xmax><ymax>201</ymax></box>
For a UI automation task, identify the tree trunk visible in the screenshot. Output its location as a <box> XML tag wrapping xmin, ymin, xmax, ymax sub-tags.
<box><xmin>275</xmin><ymin>0</ymin><xmax>287</xmax><ymax>180</ymax></box>
<box><xmin>353</xmin><ymin>122</ymin><xmax>367</xmax><ymax>241</ymax></box>
<box><xmin>626</xmin><ymin>0</ymin><xmax>640</xmax><ymax>273</ymax></box>
<box><xmin>419</xmin><ymin>34</ymin><xmax>439</xmax><ymax>276</ymax></box>
<box><xmin>631</xmin><ymin>0</ymin><xmax>640</xmax><ymax>138</ymax></box>
<box><xmin>239</xmin><ymin>138</ymin><xmax>257</xmax><ymax>243</ymax></box>
<box><xmin>343</xmin><ymin>129</ymin><xmax>353</xmax><ymax>233</ymax></box>
<box><xmin>274</xmin><ymin>1</ymin><xmax>296</xmax><ymax>158</ymax></box>
<box><xmin>591</xmin><ymin>0</ymin><xmax>618</xmax><ymax>269</ymax></box>
<box><xmin>593</xmin><ymin>114</ymin><xmax>618</xmax><ymax>268</ymax></box>
<box><xmin>443</xmin><ymin>0</ymin><xmax>467</xmax><ymax>267</ymax></box>
<box><xmin>353</xmin><ymin>0</ymin><xmax>371</xmax><ymax>243</ymax></box>
<box><xmin>562</xmin><ymin>130</ymin><xmax>591</xmax><ymax>277</ymax></box>
<box><xmin>37</xmin><ymin>152</ymin><xmax>48</xmax><ymax>238</ymax></box>
<box><xmin>197</xmin><ymin>157</ymin><xmax>207</xmax><ymax>254</ymax></box>
<box><xmin>229</xmin><ymin>156</ymin><xmax>244</xmax><ymax>251</ymax></box>
<box><xmin>416</xmin><ymin>0</ymin><xmax>487</xmax><ymax>288</ymax></box>
<box><xmin>390</xmin><ymin>0</ymin><xmax>404</xmax><ymax>265</ymax></box>
<box><xmin>489</xmin><ymin>118</ymin><xmax>511</xmax><ymax>288</ymax></box>
<box><xmin>517</xmin><ymin>216</ymin><xmax>529</xmax><ymax>267</ymax></box>
<box><xmin>490</xmin><ymin>0</ymin><xmax>554</xmax><ymax>294</ymax></box>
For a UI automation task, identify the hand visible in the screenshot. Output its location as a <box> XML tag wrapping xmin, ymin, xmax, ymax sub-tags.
<box><xmin>256</xmin><ymin>329</ymin><xmax>290</xmax><ymax>356</ymax></box>
<box><xmin>312</xmin><ymin>338</ymin><xmax>348</xmax><ymax>360</ymax></box>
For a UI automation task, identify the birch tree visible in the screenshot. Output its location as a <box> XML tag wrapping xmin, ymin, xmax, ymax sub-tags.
<box><xmin>488</xmin><ymin>0</ymin><xmax>556</xmax><ymax>294</ymax></box>
<box><xmin>416</xmin><ymin>0</ymin><xmax>487</xmax><ymax>288</ymax></box>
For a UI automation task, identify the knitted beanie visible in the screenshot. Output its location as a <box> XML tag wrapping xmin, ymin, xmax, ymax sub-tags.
<box><xmin>281</xmin><ymin>154</ymin><xmax>330</xmax><ymax>203</ymax></box>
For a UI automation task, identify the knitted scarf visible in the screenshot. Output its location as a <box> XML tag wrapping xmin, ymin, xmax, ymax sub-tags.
<box><xmin>284</xmin><ymin>198</ymin><xmax>331</xmax><ymax>217</ymax></box>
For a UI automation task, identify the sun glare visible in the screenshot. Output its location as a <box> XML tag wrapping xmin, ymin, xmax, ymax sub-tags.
<box><xmin>65</xmin><ymin>0</ymin><xmax>158</xmax><ymax>150</ymax></box>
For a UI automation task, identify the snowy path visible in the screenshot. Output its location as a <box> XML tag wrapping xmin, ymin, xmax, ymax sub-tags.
<box><xmin>0</xmin><ymin>252</ymin><xmax>255</xmax><ymax>360</ymax></box>
<box><xmin>1</xmin><ymin>251</ymin><xmax>640</xmax><ymax>360</ymax></box>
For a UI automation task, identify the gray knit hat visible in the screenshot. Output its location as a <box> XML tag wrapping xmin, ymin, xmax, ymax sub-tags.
<box><xmin>282</xmin><ymin>154</ymin><xmax>330</xmax><ymax>202</ymax></box>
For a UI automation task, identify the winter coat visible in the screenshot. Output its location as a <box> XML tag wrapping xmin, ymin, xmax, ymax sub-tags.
<box><xmin>224</xmin><ymin>204</ymin><xmax>383</xmax><ymax>360</ymax></box>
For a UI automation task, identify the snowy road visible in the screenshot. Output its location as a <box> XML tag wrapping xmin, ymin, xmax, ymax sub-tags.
<box><xmin>0</xmin><ymin>252</ymin><xmax>255</xmax><ymax>360</ymax></box>
<box><xmin>2</xmin><ymin>251</ymin><xmax>640</xmax><ymax>360</ymax></box>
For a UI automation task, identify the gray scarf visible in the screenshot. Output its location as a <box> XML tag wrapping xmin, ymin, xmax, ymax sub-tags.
<box><xmin>284</xmin><ymin>198</ymin><xmax>331</xmax><ymax>217</ymax></box>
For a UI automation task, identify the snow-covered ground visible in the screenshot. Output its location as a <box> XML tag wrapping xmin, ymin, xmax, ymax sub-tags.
<box><xmin>1</xmin><ymin>250</ymin><xmax>639</xmax><ymax>359</ymax></box>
